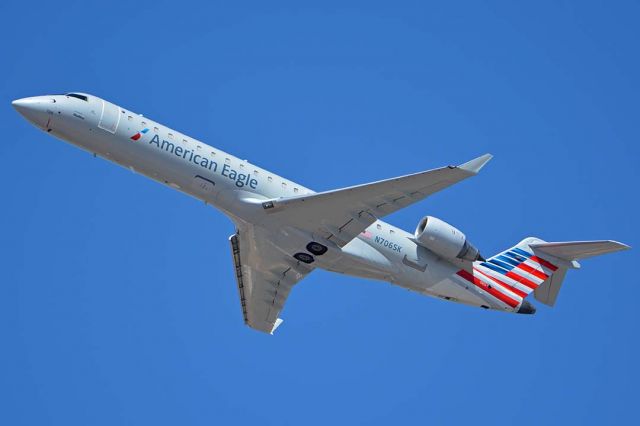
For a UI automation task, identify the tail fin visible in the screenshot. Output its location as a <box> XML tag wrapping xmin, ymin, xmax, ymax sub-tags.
<box><xmin>480</xmin><ymin>237</ymin><xmax>629</xmax><ymax>308</ymax></box>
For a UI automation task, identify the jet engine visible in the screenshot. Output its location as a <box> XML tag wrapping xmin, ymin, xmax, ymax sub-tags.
<box><xmin>414</xmin><ymin>216</ymin><xmax>483</xmax><ymax>262</ymax></box>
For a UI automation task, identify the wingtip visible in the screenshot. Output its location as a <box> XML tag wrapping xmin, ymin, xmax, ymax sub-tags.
<box><xmin>270</xmin><ymin>318</ymin><xmax>284</xmax><ymax>335</ymax></box>
<box><xmin>608</xmin><ymin>241</ymin><xmax>632</xmax><ymax>251</ymax></box>
<box><xmin>459</xmin><ymin>153</ymin><xmax>493</xmax><ymax>174</ymax></box>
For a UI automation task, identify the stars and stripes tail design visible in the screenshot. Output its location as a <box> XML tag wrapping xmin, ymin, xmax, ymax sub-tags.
<box><xmin>454</xmin><ymin>238</ymin><xmax>559</xmax><ymax>310</ymax></box>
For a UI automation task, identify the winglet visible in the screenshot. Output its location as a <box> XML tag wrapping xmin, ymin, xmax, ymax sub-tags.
<box><xmin>458</xmin><ymin>153</ymin><xmax>493</xmax><ymax>174</ymax></box>
<box><xmin>270</xmin><ymin>318</ymin><xmax>284</xmax><ymax>335</ymax></box>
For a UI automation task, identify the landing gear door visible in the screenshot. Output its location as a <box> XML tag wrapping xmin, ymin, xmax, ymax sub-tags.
<box><xmin>98</xmin><ymin>100</ymin><xmax>120</xmax><ymax>134</ymax></box>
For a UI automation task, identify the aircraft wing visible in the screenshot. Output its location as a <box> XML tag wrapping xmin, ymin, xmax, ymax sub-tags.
<box><xmin>261</xmin><ymin>154</ymin><xmax>492</xmax><ymax>247</ymax></box>
<box><xmin>229</xmin><ymin>225</ymin><xmax>314</xmax><ymax>334</ymax></box>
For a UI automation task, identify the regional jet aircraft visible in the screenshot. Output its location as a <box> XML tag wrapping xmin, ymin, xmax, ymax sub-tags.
<box><xmin>13</xmin><ymin>93</ymin><xmax>630</xmax><ymax>334</ymax></box>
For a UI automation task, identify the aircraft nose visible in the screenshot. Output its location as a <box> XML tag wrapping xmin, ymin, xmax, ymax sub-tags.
<box><xmin>12</xmin><ymin>96</ymin><xmax>54</xmax><ymax>129</ymax></box>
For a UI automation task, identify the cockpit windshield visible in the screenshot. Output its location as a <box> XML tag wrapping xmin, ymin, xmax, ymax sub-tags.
<box><xmin>66</xmin><ymin>93</ymin><xmax>88</xmax><ymax>101</ymax></box>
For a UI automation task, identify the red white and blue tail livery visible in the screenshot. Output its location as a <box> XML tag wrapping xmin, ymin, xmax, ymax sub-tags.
<box><xmin>454</xmin><ymin>237</ymin><xmax>626</xmax><ymax>314</ymax></box>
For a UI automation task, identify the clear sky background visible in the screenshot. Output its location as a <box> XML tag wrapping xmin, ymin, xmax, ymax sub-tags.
<box><xmin>1</xmin><ymin>1</ymin><xmax>638</xmax><ymax>425</ymax></box>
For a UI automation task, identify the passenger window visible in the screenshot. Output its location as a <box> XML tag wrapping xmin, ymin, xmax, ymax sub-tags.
<box><xmin>377</xmin><ymin>224</ymin><xmax>382</xmax><ymax>230</ymax></box>
<box><xmin>168</xmin><ymin>133</ymin><xmax>174</xmax><ymax>139</ymax></box>
<box><xmin>225</xmin><ymin>158</ymin><xmax>230</xmax><ymax>164</ymax></box>
<box><xmin>294</xmin><ymin>187</ymin><xmax>299</xmax><ymax>193</ymax></box>
<box><xmin>153</xmin><ymin>127</ymin><xmax>159</xmax><ymax>132</ymax></box>
<box><xmin>268</xmin><ymin>176</ymin><xmax>273</xmax><ymax>182</ymax></box>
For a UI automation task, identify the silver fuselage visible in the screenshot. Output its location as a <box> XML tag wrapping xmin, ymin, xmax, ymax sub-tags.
<box><xmin>13</xmin><ymin>93</ymin><xmax>516</xmax><ymax>312</ymax></box>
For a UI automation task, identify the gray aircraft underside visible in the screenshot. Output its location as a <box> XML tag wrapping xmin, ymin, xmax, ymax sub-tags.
<box><xmin>13</xmin><ymin>93</ymin><xmax>630</xmax><ymax>334</ymax></box>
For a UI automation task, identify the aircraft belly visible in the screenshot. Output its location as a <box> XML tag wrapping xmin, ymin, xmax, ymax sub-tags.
<box><xmin>427</xmin><ymin>279</ymin><xmax>491</xmax><ymax>307</ymax></box>
<box><xmin>391</xmin><ymin>249</ymin><xmax>502</xmax><ymax>308</ymax></box>
<box><xmin>321</xmin><ymin>238</ymin><xmax>397</xmax><ymax>282</ymax></box>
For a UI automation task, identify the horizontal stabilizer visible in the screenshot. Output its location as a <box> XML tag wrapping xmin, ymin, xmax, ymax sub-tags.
<box><xmin>530</xmin><ymin>240</ymin><xmax>630</xmax><ymax>261</ymax></box>
<box><xmin>530</xmin><ymin>240</ymin><xmax>630</xmax><ymax>307</ymax></box>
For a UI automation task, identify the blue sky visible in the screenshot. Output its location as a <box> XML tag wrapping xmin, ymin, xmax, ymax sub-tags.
<box><xmin>1</xmin><ymin>1</ymin><xmax>638</xmax><ymax>425</ymax></box>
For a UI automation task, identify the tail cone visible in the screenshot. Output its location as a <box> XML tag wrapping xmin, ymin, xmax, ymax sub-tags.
<box><xmin>516</xmin><ymin>300</ymin><xmax>536</xmax><ymax>315</ymax></box>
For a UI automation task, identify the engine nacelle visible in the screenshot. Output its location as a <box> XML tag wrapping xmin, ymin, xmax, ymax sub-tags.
<box><xmin>414</xmin><ymin>216</ymin><xmax>483</xmax><ymax>262</ymax></box>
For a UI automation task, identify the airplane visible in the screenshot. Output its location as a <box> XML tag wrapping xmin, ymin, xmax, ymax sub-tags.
<box><xmin>13</xmin><ymin>92</ymin><xmax>630</xmax><ymax>334</ymax></box>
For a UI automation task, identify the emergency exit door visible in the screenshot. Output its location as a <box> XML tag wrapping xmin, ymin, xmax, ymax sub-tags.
<box><xmin>98</xmin><ymin>100</ymin><xmax>120</xmax><ymax>133</ymax></box>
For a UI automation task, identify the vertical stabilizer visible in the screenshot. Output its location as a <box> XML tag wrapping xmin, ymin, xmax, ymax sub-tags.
<box><xmin>480</xmin><ymin>238</ymin><xmax>629</xmax><ymax>308</ymax></box>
